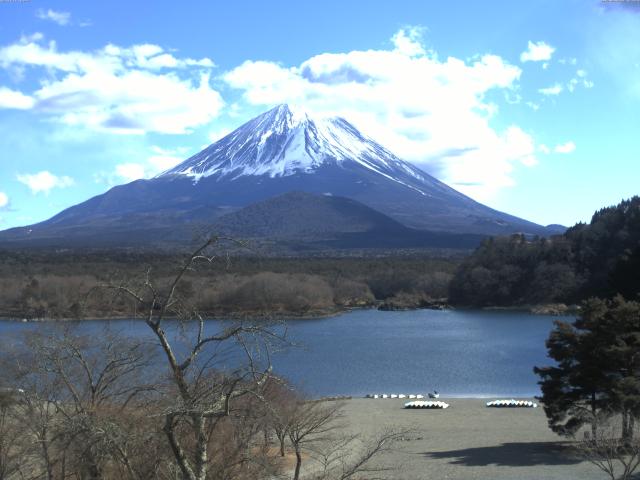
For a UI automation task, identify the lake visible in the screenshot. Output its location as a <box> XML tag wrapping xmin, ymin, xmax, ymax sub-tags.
<box><xmin>0</xmin><ymin>308</ymin><xmax>562</xmax><ymax>398</ymax></box>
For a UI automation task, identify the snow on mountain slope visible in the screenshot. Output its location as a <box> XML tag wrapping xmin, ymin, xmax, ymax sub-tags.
<box><xmin>162</xmin><ymin>104</ymin><xmax>457</xmax><ymax>199</ymax></box>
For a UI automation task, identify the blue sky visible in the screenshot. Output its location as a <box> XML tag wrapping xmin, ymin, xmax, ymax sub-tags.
<box><xmin>0</xmin><ymin>0</ymin><xmax>638</xmax><ymax>229</ymax></box>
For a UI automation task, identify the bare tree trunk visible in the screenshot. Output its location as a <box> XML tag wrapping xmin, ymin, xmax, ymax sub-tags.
<box><xmin>293</xmin><ymin>446</ymin><xmax>302</xmax><ymax>480</ymax></box>
<box><xmin>623</xmin><ymin>409</ymin><xmax>631</xmax><ymax>444</ymax></box>
<box><xmin>280</xmin><ymin>436</ymin><xmax>286</xmax><ymax>457</ymax></box>
<box><xmin>163</xmin><ymin>417</ymin><xmax>196</xmax><ymax>480</ymax></box>
<box><xmin>41</xmin><ymin>429</ymin><xmax>54</xmax><ymax>480</ymax></box>
<box><xmin>193</xmin><ymin>414</ymin><xmax>208</xmax><ymax>480</ymax></box>
<box><xmin>591</xmin><ymin>392</ymin><xmax>598</xmax><ymax>439</ymax></box>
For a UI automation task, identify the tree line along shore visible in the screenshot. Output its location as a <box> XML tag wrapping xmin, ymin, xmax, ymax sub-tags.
<box><xmin>0</xmin><ymin>252</ymin><xmax>458</xmax><ymax>320</ymax></box>
<box><xmin>1</xmin><ymin>196</ymin><xmax>638</xmax><ymax>321</ymax></box>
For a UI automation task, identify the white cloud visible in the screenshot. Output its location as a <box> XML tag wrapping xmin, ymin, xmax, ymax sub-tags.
<box><xmin>520</xmin><ymin>41</ymin><xmax>555</xmax><ymax>62</ymax></box>
<box><xmin>0</xmin><ymin>87</ymin><xmax>34</xmax><ymax>109</ymax></box>
<box><xmin>539</xmin><ymin>83</ymin><xmax>563</xmax><ymax>95</ymax></box>
<box><xmin>554</xmin><ymin>141</ymin><xmax>576</xmax><ymax>154</ymax></box>
<box><xmin>567</xmin><ymin>70</ymin><xmax>594</xmax><ymax>93</ymax></box>
<box><xmin>0</xmin><ymin>192</ymin><xmax>8</xmax><ymax>209</ymax></box>
<box><xmin>567</xmin><ymin>78</ymin><xmax>579</xmax><ymax>93</ymax></box>
<box><xmin>0</xmin><ymin>35</ymin><xmax>222</xmax><ymax>134</ymax></box>
<box><xmin>147</xmin><ymin>145</ymin><xmax>189</xmax><ymax>172</ymax></box>
<box><xmin>115</xmin><ymin>163</ymin><xmax>146</xmax><ymax>182</ymax></box>
<box><xmin>559</xmin><ymin>58</ymin><xmax>577</xmax><ymax>66</ymax></box>
<box><xmin>17</xmin><ymin>171</ymin><xmax>74</xmax><ymax>194</ymax></box>
<box><xmin>97</xmin><ymin>146</ymin><xmax>189</xmax><ymax>185</ymax></box>
<box><xmin>391</xmin><ymin>26</ymin><xmax>427</xmax><ymax>57</ymax></box>
<box><xmin>224</xmin><ymin>28</ymin><xmax>536</xmax><ymax>200</ymax></box>
<box><xmin>36</xmin><ymin>9</ymin><xmax>71</xmax><ymax>26</ymax></box>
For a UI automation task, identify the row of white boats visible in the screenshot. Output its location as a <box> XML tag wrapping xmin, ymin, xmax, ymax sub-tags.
<box><xmin>365</xmin><ymin>394</ymin><xmax>538</xmax><ymax>409</ymax></box>
<box><xmin>486</xmin><ymin>399</ymin><xmax>538</xmax><ymax>408</ymax></box>
<box><xmin>366</xmin><ymin>391</ymin><xmax>439</xmax><ymax>400</ymax></box>
<box><xmin>404</xmin><ymin>401</ymin><xmax>450</xmax><ymax>409</ymax></box>
<box><xmin>366</xmin><ymin>394</ymin><xmax>429</xmax><ymax>399</ymax></box>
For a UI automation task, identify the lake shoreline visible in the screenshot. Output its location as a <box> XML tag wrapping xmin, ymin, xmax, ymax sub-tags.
<box><xmin>0</xmin><ymin>301</ymin><xmax>574</xmax><ymax>323</ymax></box>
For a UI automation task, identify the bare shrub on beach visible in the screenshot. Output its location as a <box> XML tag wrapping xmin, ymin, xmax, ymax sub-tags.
<box><xmin>578</xmin><ymin>418</ymin><xmax>640</xmax><ymax>480</ymax></box>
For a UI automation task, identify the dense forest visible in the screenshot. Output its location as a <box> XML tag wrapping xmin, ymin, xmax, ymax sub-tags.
<box><xmin>449</xmin><ymin>197</ymin><xmax>640</xmax><ymax>307</ymax></box>
<box><xmin>0</xmin><ymin>251</ymin><xmax>459</xmax><ymax>319</ymax></box>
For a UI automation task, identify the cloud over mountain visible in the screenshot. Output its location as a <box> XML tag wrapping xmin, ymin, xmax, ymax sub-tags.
<box><xmin>224</xmin><ymin>28</ymin><xmax>537</xmax><ymax>201</ymax></box>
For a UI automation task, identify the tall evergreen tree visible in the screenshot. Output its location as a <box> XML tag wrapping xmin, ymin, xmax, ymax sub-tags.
<box><xmin>535</xmin><ymin>296</ymin><xmax>640</xmax><ymax>440</ymax></box>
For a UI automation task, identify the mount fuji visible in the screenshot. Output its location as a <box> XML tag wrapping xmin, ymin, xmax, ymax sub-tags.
<box><xmin>0</xmin><ymin>104</ymin><xmax>561</xmax><ymax>250</ymax></box>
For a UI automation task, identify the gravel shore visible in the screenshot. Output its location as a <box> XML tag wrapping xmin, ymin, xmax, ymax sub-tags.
<box><xmin>331</xmin><ymin>398</ymin><xmax>604</xmax><ymax>480</ymax></box>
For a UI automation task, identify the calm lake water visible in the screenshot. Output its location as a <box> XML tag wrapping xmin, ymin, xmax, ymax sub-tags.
<box><xmin>0</xmin><ymin>309</ymin><xmax>562</xmax><ymax>398</ymax></box>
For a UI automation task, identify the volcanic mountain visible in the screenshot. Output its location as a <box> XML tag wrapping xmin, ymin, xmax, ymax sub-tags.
<box><xmin>0</xmin><ymin>104</ymin><xmax>560</xmax><ymax>249</ymax></box>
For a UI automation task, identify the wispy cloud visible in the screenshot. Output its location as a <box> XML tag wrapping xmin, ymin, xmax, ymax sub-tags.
<box><xmin>0</xmin><ymin>192</ymin><xmax>9</xmax><ymax>210</ymax></box>
<box><xmin>539</xmin><ymin>83</ymin><xmax>563</xmax><ymax>95</ymax></box>
<box><xmin>148</xmin><ymin>145</ymin><xmax>189</xmax><ymax>172</ymax></box>
<box><xmin>17</xmin><ymin>171</ymin><xmax>74</xmax><ymax>195</ymax></box>
<box><xmin>115</xmin><ymin>163</ymin><xmax>146</xmax><ymax>182</ymax></box>
<box><xmin>520</xmin><ymin>41</ymin><xmax>555</xmax><ymax>62</ymax></box>
<box><xmin>538</xmin><ymin>142</ymin><xmax>576</xmax><ymax>155</ymax></box>
<box><xmin>36</xmin><ymin>9</ymin><xmax>71</xmax><ymax>26</ymax></box>
<box><xmin>95</xmin><ymin>145</ymin><xmax>189</xmax><ymax>185</ymax></box>
<box><xmin>567</xmin><ymin>70</ymin><xmax>594</xmax><ymax>93</ymax></box>
<box><xmin>554</xmin><ymin>141</ymin><xmax>576</xmax><ymax>154</ymax></box>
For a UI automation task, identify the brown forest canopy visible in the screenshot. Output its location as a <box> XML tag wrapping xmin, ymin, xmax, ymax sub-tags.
<box><xmin>0</xmin><ymin>252</ymin><xmax>459</xmax><ymax>319</ymax></box>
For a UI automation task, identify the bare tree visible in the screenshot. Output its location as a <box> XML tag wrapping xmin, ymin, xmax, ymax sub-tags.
<box><xmin>308</xmin><ymin>428</ymin><xmax>407</xmax><ymax>480</ymax></box>
<box><xmin>578</xmin><ymin>418</ymin><xmax>640</xmax><ymax>480</ymax></box>
<box><xmin>0</xmin><ymin>389</ymin><xmax>28</xmax><ymax>480</ymax></box>
<box><xmin>287</xmin><ymin>400</ymin><xmax>344</xmax><ymax>480</ymax></box>
<box><xmin>262</xmin><ymin>377</ymin><xmax>297</xmax><ymax>457</ymax></box>
<box><xmin>3</xmin><ymin>327</ymin><xmax>158</xmax><ymax>480</ymax></box>
<box><xmin>90</xmin><ymin>237</ymin><xmax>287</xmax><ymax>480</ymax></box>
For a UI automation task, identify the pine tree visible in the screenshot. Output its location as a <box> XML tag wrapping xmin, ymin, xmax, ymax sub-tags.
<box><xmin>535</xmin><ymin>296</ymin><xmax>640</xmax><ymax>440</ymax></box>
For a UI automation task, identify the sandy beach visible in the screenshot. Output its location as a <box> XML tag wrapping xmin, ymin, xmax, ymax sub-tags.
<box><xmin>326</xmin><ymin>398</ymin><xmax>604</xmax><ymax>480</ymax></box>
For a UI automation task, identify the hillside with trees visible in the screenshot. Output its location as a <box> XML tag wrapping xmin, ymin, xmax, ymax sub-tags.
<box><xmin>449</xmin><ymin>197</ymin><xmax>640</xmax><ymax>307</ymax></box>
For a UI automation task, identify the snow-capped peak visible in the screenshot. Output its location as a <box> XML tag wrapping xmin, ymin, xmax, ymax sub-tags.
<box><xmin>161</xmin><ymin>104</ymin><xmax>440</xmax><ymax>195</ymax></box>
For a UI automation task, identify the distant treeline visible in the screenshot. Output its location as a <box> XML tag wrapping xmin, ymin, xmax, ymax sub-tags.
<box><xmin>449</xmin><ymin>196</ymin><xmax>640</xmax><ymax>306</ymax></box>
<box><xmin>0</xmin><ymin>251</ymin><xmax>460</xmax><ymax>319</ymax></box>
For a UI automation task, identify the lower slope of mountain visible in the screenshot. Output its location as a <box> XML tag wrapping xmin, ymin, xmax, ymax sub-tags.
<box><xmin>0</xmin><ymin>104</ymin><xmax>561</xmax><ymax>250</ymax></box>
<box><xmin>213</xmin><ymin>192</ymin><xmax>485</xmax><ymax>251</ymax></box>
<box><xmin>0</xmin><ymin>192</ymin><xmax>484</xmax><ymax>252</ymax></box>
